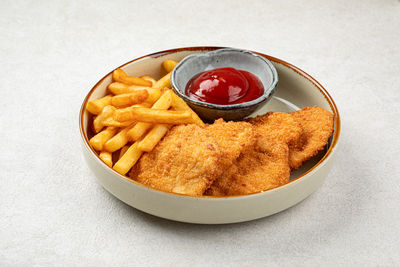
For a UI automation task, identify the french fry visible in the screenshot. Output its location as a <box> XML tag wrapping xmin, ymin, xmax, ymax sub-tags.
<box><xmin>111</xmin><ymin>90</ymin><xmax>149</xmax><ymax>108</ymax></box>
<box><xmin>112</xmin><ymin>68</ymin><xmax>152</xmax><ymax>87</ymax></box>
<box><xmin>108</xmin><ymin>82</ymin><xmax>128</xmax><ymax>95</ymax></box>
<box><xmin>127</xmin><ymin>90</ymin><xmax>173</xmax><ymax>141</ymax></box>
<box><xmin>138</xmin><ymin>102</ymin><xmax>153</xmax><ymax>108</ymax></box>
<box><xmin>140</xmin><ymin>75</ymin><xmax>156</xmax><ymax>86</ymax></box>
<box><xmin>86</xmin><ymin>95</ymin><xmax>112</xmax><ymax>115</ymax></box>
<box><xmin>108</xmin><ymin>82</ymin><xmax>161</xmax><ymax>106</ymax></box>
<box><xmin>93</xmin><ymin>105</ymin><xmax>115</xmax><ymax>133</ymax></box>
<box><xmin>102</xmin><ymin>104</ymin><xmax>151</xmax><ymax>127</ymax></box>
<box><xmin>89</xmin><ymin>127</ymin><xmax>118</xmax><ymax>151</ymax></box>
<box><xmin>171</xmin><ymin>92</ymin><xmax>205</xmax><ymax>126</ymax></box>
<box><xmin>153</xmin><ymin>72</ymin><xmax>171</xmax><ymax>89</ymax></box>
<box><xmin>113</xmin><ymin>142</ymin><xmax>143</xmax><ymax>175</ymax></box>
<box><xmin>104</xmin><ymin>124</ymin><xmax>135</xmax><ymax>152</ymax></box>
<box><xmin>144</xmin><ymin>88</ymin><xmax>162</xmax><ymax>105</ymax></box>
<box><xmin>138</xmin><ymin>124</ymin><xmax>171</xmax><ymax>152</ymax></box>
<box><xmin>115</xmin><ymin>107</ymin><xmax>193</xmax><ymax>124</ymax></box>
<box><xmin>99</xmin><ymin>151</ymin><xmax>113</xmax><ymax>167</ymax></box>
<box><xmin>162</xmin><ymin>60</ymin><xmax>178</xmax><ymax>72</ymax></box>
<box><xmin>119</xmin><ymin>145</ymin><xmax>129</xmax><ymax>159</ymax></box>
<box><xmin>112</xmin><ymin>106</ymin><xmax>135</xmax><ymax>122</ymax></box>
<box><xmin>108</xmin><ymin>82</ymin><xmax>151</xmax><ymax>95</ymax></box>
<box><xmin>128</xmin><ymin>123</ymin><xmax>152</xmax><ymax>141</ymax></box>
<box><xmin>102</xmin><ymin>117</ymin><xmax>133</xmax><ymax>127</ymax></box>
<box><xmin>149</xmin><ymin>89</ymin><xmax>173</xmax><ymax>109</ymax></box>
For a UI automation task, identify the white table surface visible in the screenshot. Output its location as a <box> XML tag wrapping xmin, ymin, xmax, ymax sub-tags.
<box><xmin>1</xmin><ymin>0</ymin><xmax>399</xmax><ymax>266</ymax></box>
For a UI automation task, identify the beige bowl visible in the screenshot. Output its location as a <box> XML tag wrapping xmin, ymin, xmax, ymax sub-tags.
<box><xmin>79</xmin><ymin>47</ymin><xmax>340</xmax><ymax>224</ymax></box>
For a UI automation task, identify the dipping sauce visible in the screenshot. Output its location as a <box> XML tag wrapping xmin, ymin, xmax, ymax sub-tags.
<box><xmin>185</xmin><ymin>67</ymin><xmax>264</xmax><ymax>105</ymax></box>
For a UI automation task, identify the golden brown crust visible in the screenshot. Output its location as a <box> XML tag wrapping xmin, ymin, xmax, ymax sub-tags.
<box><xmin>249</xmin><ymin>112</ymin><xmax>304</xmax><ymax>150</ymax></box>
<box><xmin>289</xmin><ymin>107</ymin><xmax>334</xmax><ymax>169</ymax></box>
<box><xmin>130</xmin><ymin>120</ymin><xmax>255</xmax><ymax>196</ymax></box>
<box><xmin>206</xmin><ymin>113</ymin><xmax>300</xmax><ymax>196</ymax></box>
<box><xmin>205</xmin><ymin>135</ymin><xmax>290</xmax><ymax>196</ymax></box>
<box><xmin>206</xmin><ymin>119</ymin><xmax>256</xmax><ymax>169</ymax></box>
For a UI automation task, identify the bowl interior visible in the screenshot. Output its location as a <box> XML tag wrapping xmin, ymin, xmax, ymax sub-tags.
<box><xmin>81</xmin><ymin>47</ymin><xmax>339</xmax><ymax>195</ymax></box>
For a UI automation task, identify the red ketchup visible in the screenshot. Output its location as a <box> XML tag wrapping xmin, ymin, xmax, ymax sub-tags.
<box><xmin>185</xmin><ymin>67</ymin><xmax>264</xmax><ymax>105</ymax></box>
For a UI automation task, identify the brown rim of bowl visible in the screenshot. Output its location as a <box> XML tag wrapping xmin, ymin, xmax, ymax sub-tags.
<box><xmin>79</xmin><ymin>46</ymin><xmax>341</xmax><ymax>199</ymax></box>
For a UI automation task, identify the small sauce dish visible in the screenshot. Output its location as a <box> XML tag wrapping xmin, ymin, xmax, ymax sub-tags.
<box><xmin>171</xmin><ymin>48</ymin><xmax>279</xmax><ymax>121</ymax></box>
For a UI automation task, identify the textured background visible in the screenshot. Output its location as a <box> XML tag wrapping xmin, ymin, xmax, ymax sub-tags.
<box><xmin>1</xmin><ymin>0</ymin><xmax>399</xmax><ymax>266</ymax></box>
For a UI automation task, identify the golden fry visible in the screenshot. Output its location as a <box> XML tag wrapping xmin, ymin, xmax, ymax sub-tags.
<box><xmin>150</xmin><ymin>89</ymin><xmax>173</xmax><ymax>109</ymax></box>
<box><xmin>86</xmin><ymin>95</ymin><xmax>112</xmax><ymax>115</ymax></box>
<box><xmin>113</xmin><ymin>142</ymin><xmax>143</xmax><ymax>175</ymax></box>
<box><xmin>162</xmin><ymin>60</ymin><xmax>178</xmax><ymax>72</ymax></box>
<box><xmin>104</xmin><ymin>124</ymin><xmax>135</xmax><ymax>152</ymax></box>
<box><xmin>138</xmin><ymin>124</ymin><xmax>171</xmax><ymax>152</ymax></box>
<box><xmin>108</xmin><ymin>82</ymin><xmax>161</xmax><ymax>105</ymax></box>
<box><xmin>138</xmin><ymin>102</ymin><xmax>153</xmax><ymax>108</ymax></box>
<box><xmin>115</xmin><ymin>107</ymin><xmax>193</xmax><ymax>124</ymax></box>
<box><xmin>102</xmin><ymin>117</ymin><xmax>135</xmax><ymax>128</ymax></box>
<box><xmin>112</xmin><ymin>106</ymin><xmax>135</xmax><ymax>122</ymax></box>
<box><xmin>99</xmin><ymin>151</ymin><xmax>113</xmax><ymax>167</ymax></box>
<box><xmin>127</xmin><ymin>90</ymin><xmax>173</xmax><ymax>141</ymax></box>
<box><xmin>153</xmin><ymin>72</ymin><xmax>171</xmax><ymax>89</ymax></box>
<box><xmin>119</xmin><ymin>145</ymin><xmax>129</xmax><ymax>159</ymax></box>
<box><xmin>93</xmin><ymin>105</ymin><xmax>115</xmax><ymax>133</ymax></box>
<box><xmin>142</xmin><ymin>88</ymin><xmax>162</xmax><ymax>105</ymax></box>
<box><xmin>108</xmin><ymin>82</ymin><xmax>151</xmax><ymax>95</ymax></box>
<box><xmin>101</xmin><ymin>104</ymin><xmax>151</xmax><ymax>127</ymax></box>
<box><xmin>140</xmin><ymin>75</ymin><xmax>156</xmax><ymax>86</ymax></box>
<box><xmin>171</xmin><ymin>92</ymin><xmax>204</xmax><ymax>126</ymax></box>
<box><xmin>89</xmin><ymin>127</ymin><xmax>118</xmax><ymax>151</ymax></box>
<box><xmin>128</xmin><ymin>122</ymin><xmax>152</xmax><ymax>141</ymax></box>
<box><xmin>111</xmin><ymin>90</ymin><xmax>149</xmax><ymax>108</ymax></box>
<box><xmin>112</xmin><ymin>68</ymin><xmax>152</xmax><ymax>87</ymax></box>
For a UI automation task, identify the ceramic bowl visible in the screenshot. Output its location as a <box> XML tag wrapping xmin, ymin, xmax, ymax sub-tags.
<box><xmin>79</xmin><ymin>46</ymin><xmax>340</xmax><ymax>224</ymax></box>
<box><xmin>171</xmin><ymin>48</ymin><xmax>278</xmax><ymax>121</ymax></box>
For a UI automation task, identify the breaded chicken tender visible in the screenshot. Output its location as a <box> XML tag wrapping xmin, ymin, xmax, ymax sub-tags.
<box><xmin>130</xmin><ymin>120</ymin><xmax>254</xmax><ymax>196</ymax></box>
<box><xmin>250</xmin><ymin>112</ymin><xmax>303</xmax><ymax>148</ymax></box>
<box><xmin>205</xmin><ymin>136</ymin><xmax>290</xmax><ymax>196</ymax></box>
<box><xmin>206</xmin><ymin>113</ymin><xmax>299</xmax><ymax>196</ymax></box>
<box><xmin>206</xmin><ymin>119</ymin><xmax>256</xmax><ymax>167</ymax></box>
<box><xmin>289</xmin><ymin>107</ymin><xmax>334</xmax><ymax>169</ymax></box>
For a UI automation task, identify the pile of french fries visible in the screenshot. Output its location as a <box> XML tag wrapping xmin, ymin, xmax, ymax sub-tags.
<box><xmin>86</xmin><ymin>60</ymin><xmax>204</xmax><ymax>175</ymax></box>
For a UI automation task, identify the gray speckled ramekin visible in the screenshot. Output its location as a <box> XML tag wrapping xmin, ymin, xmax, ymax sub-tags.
<box><xmin>171</xmin><ymin>48</ymin><xmax>278</xmax><ymax>121</ymax></box>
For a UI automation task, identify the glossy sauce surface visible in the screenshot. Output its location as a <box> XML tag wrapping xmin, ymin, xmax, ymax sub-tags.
<box><xmin>185</xmin><ymin>67</ymin><xmax>264</xmax><ymax>105</ymax></box>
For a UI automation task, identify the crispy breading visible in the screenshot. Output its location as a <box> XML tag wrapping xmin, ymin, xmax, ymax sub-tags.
<box><xmin>206</xmin><ymin>113</ymin><xmax>299</xmax><ymax>196</ymax></box>
<box><xmin>130</xmin><ymin>124</ymin><xmax>221</xmax><ymax>196</ymax></box>
<box><xmin>289</xmin><ymin>107</ymin><xmax>334</xmax><ymax>169</ymax></box>
<box><xmin>206</xmin><ymin>119</ymin><xmax>256</xmax><ymax>167</ymax></box>
<box><xmin>205</xmin><ymin>136</ymin><xmax>290</xmax><ymax>196</ymax></box>
<box><xmin>249</xmin><ymin>112</ymin><xmax>303</xmax><ymax>147</ymax></box>
<box><xmin>130</xmin><ymin>120</ymin><xmax>254</xmax><ymax>196</ymax></box>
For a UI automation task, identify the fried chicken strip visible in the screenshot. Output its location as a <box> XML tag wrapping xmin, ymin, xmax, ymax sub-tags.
<box><xmin>206</xmin><ymin>119</ymin><xmax>256</xmax><ymax>167</ymax></box>
<box><xmin>205</xmin><ymin>136</ymin><xmax>290</xmax><ymax>196</ymax></box>
<box><xmin>207</xmin><ymin>113</ymin><xmax>301</xmax><ymax>196</ymax></box>
<box><xmin>130</xmin><ymin>120</ymin><xmax>255</xmax><ymax>196</ymax></box>
<box><xmin>289</xmin><ymin>107</ymin><xmax>334</xmax><ymax>169</ymax></box>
